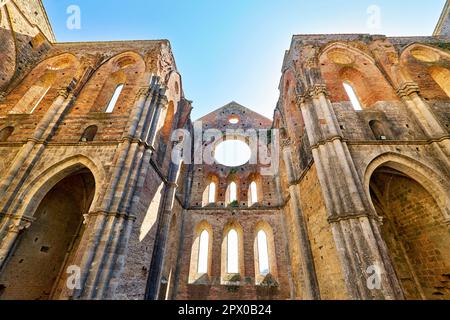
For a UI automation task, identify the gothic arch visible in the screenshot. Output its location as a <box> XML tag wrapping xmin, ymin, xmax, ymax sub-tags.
<box><xmin>364</xmin><ymin>152</ymin><xmax>450</xmax><ymax>221</ymax></box>
<box><xmin>318</xmin><ymin>42</ymin><xmax>398</xmax><ymax>108</ymax></box>
<box><xmin>202</xmin><ymin>174</ymin><xmax>219</xmax><ymax>207</ymax></box>
<box><xmin>221</xmin><ymin>220</ymin><xmax>245</xmax><ymax>283</ymax></box>
<box><xmin>281</xmin><ymin>69</ymin><xmax>304</xmax><ymax>140</ymax></box>
<box><xmin>253</xmin><ymin>221</ymin><xmax>278</xmax><ymax>285</ymax></box>
<box><xmin>400</xmin><ymin>43</ymin><xmax>450</xmax><ymax>100</ymax></box>
<box><xmin>225</xmin><ymin>175</ymin><xmax>240</xmax><ymax>206</ymax></box>
<box><xmin>12</xmin><ymin>155</ymin><xmax>105</xmax><ymax>218</ymax></box>
<box><xmin>0</xmin><ymin>157</ymin><xmax>100</xmax><ymax>299</ymax></box>
<box><xmin>73</xmin><ymin>51</ymin><xmax>146</xmax><ymax>114</ymax></box>
<box><xmin>0</xmin><ymin>53</ymin><xmax>79</xmax><ymax>115</ymax></box>
<box><xmin>165</xmin><ymin>70</ymin><xmax>183</xmax><ymax>104</ymax></box>
<box><xmin>364</xmin><ymin>152</ymin><xmax>450</xmax><ymax>299</ymax></box>
<box><xmin>247</xmin><ymin>172</ymin><xmax>263</xmax><ymax>207</ymax></box>
<box><xmin>188</xmin><ymin>220</ymin><xmax>214</xmax><ymax>284</ymax></box>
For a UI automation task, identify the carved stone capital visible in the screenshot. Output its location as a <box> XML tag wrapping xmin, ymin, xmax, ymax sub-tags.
<box><xmin>137</xmin><ymin>87</ymin><xmax>150</xmax><ymax>98</ymax></box>
<box><xmin>296</xmin><ymin>93</ymin><xmax>309</xmax><ymax>105</ymax></box>
<box><xmin>0</xmin><ymin>91</ymin><xmax>6</xmax><ymax>102</ymax></box>
<box><xmin>308</xmin><ymin>84</ymin><xmax>329</xmax><ymax>98</ymax></box>
<box><xmin>57</xmin><ymin>88</ymin><xmax>70</xmax><ymax>99</ymax></box>
<box><xmin>396</xmin><ymin>81</ymin><xmax>420</xmax><ymax>98</ymax></box>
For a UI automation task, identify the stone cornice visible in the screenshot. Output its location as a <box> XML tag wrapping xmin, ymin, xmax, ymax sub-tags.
<box><xmin>327</xmin><ymin>211</ymin><xmax>382</xmax><ymax>224</ymax></box>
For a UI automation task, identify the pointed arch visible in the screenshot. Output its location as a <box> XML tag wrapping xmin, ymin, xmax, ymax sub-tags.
<box><xmin>400</xmin><ymin>43</ymin><xmax>450</xmax><ymax>100</ymax></box>
<box><xmin>72</xmin><ymin>51</ymin><xmax>146</xmax><ymax>114</ymax></box>
<box><xmin>221</xmin><ymin>220</ymin><xmax>244</xmax><ymax>283</ymax></box>
<box><xmin>319</xmin><ymin>42</ymin><xmax>398</xmax><ymax>108</ymax></box>
<box><xmin>254</xmin><ymin>221</ymin><xmax>278</xmax><ymax>285</ymax></box>
<box><xmin>2</xmin><ymin>53</ymin><xmax>79</xmax><ymax>115</ymax></box>
<box><xmin>365</xmin><ymin>152</ymin><xmax>450</xmax><ymax>299</ymax></box>
<box><xmin>80</xmin><ymin>125</ymin><xmax>98</xmax><ymax>142</ymax></box>
<box><xmin>247</xmin><ymin>173</ymin><xmax>263</xmax><ymax>207</ymax></box>
<box><xmin>10</xmin><ymin>155</ymin><xmax>105</xmax><ymax>219</ymax></box>
<box><xmin>226</xmin><ymin>178</ymin><xmax>239</xmax><ymax>206</ymax></box>
<box><xmin>281</xmin><ymin>69</ymin><xmax>305</xmax><ymax>140</ymax></box>
<box><xmin>364</xmin><ymin>152</ymin><xmax>450</xmax><ymax>221</ymax></box>
<box><xmin>202</xmin><ymin>175</ymin><xmax>219</xmax><ymax>206</ymax></box>
<box><xmin>188</xmin><ymin>220</ymin><xmax>213</xmax><ymax>284</ymax></box>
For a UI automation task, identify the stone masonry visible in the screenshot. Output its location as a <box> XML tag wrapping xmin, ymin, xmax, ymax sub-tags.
<box><xmin>0</xmin><ymin>0</ymin><xmax>449</xmax><ymax>300</ymax></box>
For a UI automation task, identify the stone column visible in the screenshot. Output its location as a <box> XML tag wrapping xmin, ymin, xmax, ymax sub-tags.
<box><xmin>147</xmin><ymin>90</ymin><xmax>168</xmax><ymax>148</ymax></box>
<box><xmin>397</xmin><ymin>82</ymin><xmax>446</xmax><ymax>138</ymax></box>
<box><xmin>73</xmin><ymin>84</ymin><xmax>159</xmax><ymax>299</ymax></box>
<box><xmin>282</xmin><ymin>141</ymin><xmax>321</xmax><ymax>300</ymax></box>
<box><xmin>0</xmin><ymin>87</ymin><xmax>76</xmax><ymax>247</ymax></box>
<box><xmin>0</xmin><ymin>216</ymin><xmax>32</xmax><ymax>269</ymax></box>
<box><xmin>298</xmin><ymin>81</ymin><xmax>404</xmax><ymax>300</ymax></box>
<box><xmin>146</xmin><ymin>163</ymin><xmax>182</xmax><ymax>300</ymax></box>
<box><xmin>397</xmin><ymin>82</ymin><xmax>450</xmax><ymax>164</ymax></box>
<box><xmin>0</xmin><ymin>88</ymin><xmax>71</xmax><ymax>202</ymax></box>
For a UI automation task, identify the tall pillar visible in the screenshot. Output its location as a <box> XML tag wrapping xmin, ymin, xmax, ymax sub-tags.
<box><xmin>146</xmin><ymin>162</ymin><xmax>182</xmax><ymax>300</ymax></box>
<box><xmin>282</xmin><ymin>140</ymin><xmax>321</xmax><ymax>300</ymax></box>
<box><xmin>74</xmin><ymin>84</ymin><xmax>159</xmax><ymax>299</ymax></box>
<box><xmin>297</xmin><ymin>81</ymin><xmax>404</xmax><ymax>300</ymax></box>
<box><xmin>397</xmin><ymin>82</ymin><xmax>450</xmax><ymax>164</ymax></box>
<box><xmin>147</xmin><ymin>90</ymin><xmax>168</xmax><ymax>148</ymax></box>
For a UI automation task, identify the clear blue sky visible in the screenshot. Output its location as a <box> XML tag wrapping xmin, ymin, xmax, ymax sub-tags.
<box><xmin>43</xmin><ymin>0</ymin><xmax>446</xmax><ymax>120</ymax></box>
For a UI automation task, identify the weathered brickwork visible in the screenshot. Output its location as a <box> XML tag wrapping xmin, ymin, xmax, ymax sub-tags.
<box><xmin>0</xmin><ymin>0</ymin><xmax>449</xmax><ymax>300</ymax></box>
<box><xmin>298</xmin><ymin>164</ymin><xmax>348</xmax><ymax>300</ymax></box>
<box><xmin>274</xmin><ymin>2</ymin><xmax>450</xmax><ymax>299</ymax></box>
<box><xmin>371</xmin><ymin>171</ymin><xmax>450</xmax><ymax>299</ymax></box>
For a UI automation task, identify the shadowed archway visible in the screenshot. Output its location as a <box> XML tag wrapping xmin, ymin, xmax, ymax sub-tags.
<box><xmin>0</xmin><ymin>168</ymin><xmax>96</xmax><ymax>300</ymax></box>
<box><xmin>369</xmin><ymin>166</ymin><xmax>450</xmax><ymax>300</ymax></box>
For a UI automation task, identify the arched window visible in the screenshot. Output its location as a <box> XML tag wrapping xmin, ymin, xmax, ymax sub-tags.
<box><xmin>253</xmin><ymin>222</ymin><xmax>278</xmax><ymax>285</ymax></box>
<box><xmin>80</xmin><ymin>125</ymin><xmax>98</xmax><ymax>142</ymax></box>
<box><xmin>250</xmin><ymin>181</ymin><xmax>258</xmax><ymax>205</ymax></box>
<box><xmin>208</xmin><ymin>182</ymin><xmax>216</xmax><ymax>204</ymax></box>
<box><xmin>197</xmin><ymin>230</ymin><xmax>209</xmax><ymax>274</ymax></box>
<box><xmin>189</xmin><ymin>221</ymin><xmax>213</xmax><ymax>283</ymax></box>
<box><xmin>29</xmin><ymin>86</ymin><xmax>51</xmax><ymax>113</ymax></box>
<box><xmin>343</xmin><ymin>82</ymin><xmax>363</xmax><ymax>111</ymax></box>
<box><xmin>228</xmin><ymin>182</ymin><xmax>237</xmax><ymax>204</ymax></box>
<box><xmin>227</xmin><ymin>229</ymin><xmax>239</xmax><ymax>274</ymax></box>
<box><xmin>202</xmin><ymin>176</ymin><xmax>218</xmax><ymax>207</ymax></box>
<box><xmin>0</xmin><ymin>126</ymin><xmax>14</xmax><ymax>142</ymax></box>
<box><xmin>105</xmin><ymin>84</ymin><xmax>124</xmax><ymax>113</ymax></box>
<box><xmin>257</xmin><ymin>230</ymin><xmax>270</xmax><ymax>275</ymax></box>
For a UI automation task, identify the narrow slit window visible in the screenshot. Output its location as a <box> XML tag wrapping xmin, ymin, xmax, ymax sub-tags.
<box><xmin>343</xmin><ymin>82</ymin><xmax>362</xmax><ymax>111</ymax></box>
<box><xmin>250</xmin><ymin>181</ymin><xmax>258</xmax><ymax>205</ymax></box>
<box><xmin>30</xmin><ymin>86</ymin><xmax>51</xmax><ymax>113</ymax></box>
<box><xmin>227</xmin><ymin>229</ymin><xmax>239</xmax><ymax>274</ymax></box>
<box><xmin>229</xmin><ymin>182</ymin><xmax>237</xmax><ymax>203</ymax></box>
<box><xmin>257</xmin><ymin>230</ymin><xmax>270</xmax><ymax>275</ymax></box>
<box><xmin>106</xmin><ymin>84</ymin><xmax>124</xmax><ymax>113</ymax></box>
<box><xmin>208</xmin><ymin>182</ymin><xmax>216</xmax><ymax>204</ymax></box>
<box><xmin>197</xmin><ymin>230</ymin><xmax>209</xmax><ymax>274</ymax></box>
